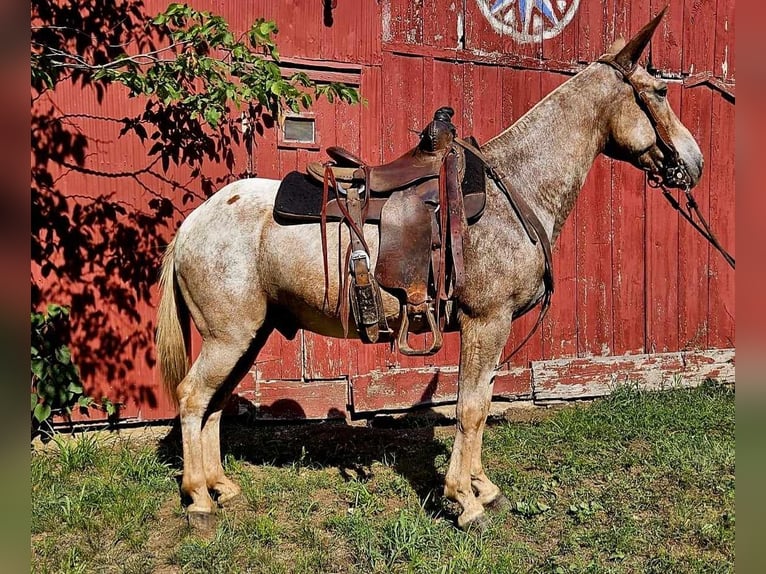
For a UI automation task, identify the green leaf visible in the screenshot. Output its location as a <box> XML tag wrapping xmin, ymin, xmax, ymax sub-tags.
<box><xmin>31</xmin><ymin>359</ymin><xmax>45</xmax><ymax>380</ymax></box>
<box><xmin>46</xmin><ymin>304</ymin><xmax>69</xmax><ymax>318</ymax></box>
<box><xmin>77</xmin><ymin>396</ymin><xmax>94</xmax><ymax>408</ymax></box>
<box><xmin>33</xmin><ymin>403</ymin><xmax>51</xmax><ymax>423</ymax></box>
<box><xmin>102</xmin><ymin>398</ymin><xmax>117</xmax><ymax>416</ymax></box>
<box><xmin>258</xmin><ymin>21</ymin><xmax>275</xmax><ymax>37</ymax></box>
<box><xmin>55</xmin><ymin>346</ymin><xmax>71</xmax><ymax>365</ymax></box>
<box><xmin>203</xmin><ymin>108</ymin><xmax>221</xmax><ymax>126</ymax></box>
<box><xmin>31</xmin><ymin>393</ymin><xmax>38</xmax><ymax>411</ymax></box>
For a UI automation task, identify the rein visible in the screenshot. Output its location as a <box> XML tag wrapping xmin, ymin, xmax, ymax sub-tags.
<box><xmin>598</xmin><ymin>55</ymin><xmax>735</xmax><ymax>270</ymax></box>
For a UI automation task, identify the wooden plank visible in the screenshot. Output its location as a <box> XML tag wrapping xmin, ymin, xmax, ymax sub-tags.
<box><xmin>381</xmin><ymin>52</ymin><xmax>425</xmax><ymax>161</ymax></box>
<box><xmin>706</xmin><ymin>91</ymin><xmax>735</xmax><ymax>348</ymax></box>
<box><xmin>682</xmin><ymin>0</ymin><xmax>716</xmax><ymax>75</ymax></box>
<box><xmin>381</xmin><ymin>0</ymin><xmax>424</xmax><ymax>46</ymax></box>
<box><xmin>533</xmin><ymin>348</ymin><xmax>735</xmax><ymax>400</ymax></box>
<box><xmin>463</xmin><ymin>0</ymin><xmax>542</xmax><ymax>61</ymax></box>
<box><xmin>577</xmin><ymin>0</ymin><xmax>610</xmax><ymax>61</ymax></box>
<box><xmin>610</xmin><ymin>158</ymin><xmax>647</xmax><ymax>355</ymax></box>
<box><xmin>423</xmin><ymin>0</ymin><xmax>461</xmax><ymax>49</ymax></box>
<box><xmin>498</xmin><ymin>68</ymin><xmax>544</xmax><ymax>368</ymax></box>
<box><xmin>431</xmin><ymin>59</ymin><xmax>465</xmax><ymax>134</ymax></box>
<box><xmin>542</xmin><ymin>0</ymin><xmax>579</xmax><ymax>64</ymax></box>
<box><xmin>291</xmin><ymin>0</ymin><xmax>322</xmax><ymax>61</ymax></box>
<box><xmin>321</xmin><ymin>0</ymin><xmax>381</xmax><ymax>63</ymax></box>
<box><xmin>351</xmin><ymin>366</ymin><xmax>531</xmax><ymax>413</ymax></box>
<box><xmin>360</xmin><ymin>65</ymin><xmax>384</xmax><ymax>165</ymax></box>
<box><xmin>469</xmin><ymin>63</ymin><xmax>503</xmax><ymax>144</ymax></box>
<box><xmin>645</xmin><ymin>84</ymin><xmax>682</xmax><ymax>353</ymax></box>
<box><xmin>651</xmin><ymin>0</ymin><xmax>684</xmax><ymax>74</ymax></box>
<box><xmin>608</xmin><ymin>0</ymin><xmax>651</xmax><ymax>357</ymax></box>
<box><xmin>713</xmin><ymin>0</ymin><xmax>734</xmax><ymax>81</ymax></box>
<box><xmin>575</xmin><ymin>155</ymin><xmax>614</xmax><ymax>357</ymax></box>
<box><xmin>612</xmin><ymin>0</ymin><xmax>652</xmax><ymax>50</ymax></box>
<box><xmin>678</xmin><ymin>84</ymin><xmax>713</xmax><ymax>349</ymax></box>
<box><xmin>251</xmin><ymin>331</ymin><xmax>303</xmax><ymax>381</ymax></box>
<box><xmin>236</xmin><ymin>377</ymin><xmax>349</xmax><ymax>420</ymax></box>
<box><xmin>538</xmin><ymin>73</ymin><xmax>577</xmax><ymax>361</ymax></box>
<box><xmin>303</xmin><ymin>333</ymin><xmax>353</xmax><ymax>380</ymax></box>
<box><xmin>383</xmin><ymin>41</ymin><xmax>583</xmax><ymax>74</ymax></box>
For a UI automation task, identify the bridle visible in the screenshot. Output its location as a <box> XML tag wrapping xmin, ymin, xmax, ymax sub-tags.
<box><xmin>598</xmin><ymin>55</ymin><xmax>735</xmax><ymax>269</ymax></box>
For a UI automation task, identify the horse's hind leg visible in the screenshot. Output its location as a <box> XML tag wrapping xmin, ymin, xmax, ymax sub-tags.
<box><xmin>177</xmin><ymin>331</ymin><xmax>264</xmax><ymax>525</ymax></box>
<box><xmin>201</xmin><ymin>410</ymin><xmax>239</xmax><ymax>504</ymax></box>
<box><xmin>200</xmin><ymin>325</ymin><xmax>273</xmax><ymax>506</ymax></box>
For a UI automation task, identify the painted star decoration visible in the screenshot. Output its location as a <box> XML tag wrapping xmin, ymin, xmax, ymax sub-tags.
<box><xmin>491</xmin><ymin>0</ymin><xmax>560</xmax><ymax>32</ymax></box>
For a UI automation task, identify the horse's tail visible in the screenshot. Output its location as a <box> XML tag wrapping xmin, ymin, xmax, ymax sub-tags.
<box><xmin>156</xmin><ymin>237</ymin><xmax>188</xmax><ymax>409</ymax></box>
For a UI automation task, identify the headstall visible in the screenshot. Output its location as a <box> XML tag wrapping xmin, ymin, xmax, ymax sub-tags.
<box><xmin>598</xmin><ymin>56</ymin><xmax>735</xmax><ymax>269</ymax></box>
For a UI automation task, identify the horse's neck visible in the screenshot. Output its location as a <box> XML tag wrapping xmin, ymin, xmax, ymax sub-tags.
<box><xmin>482</xmin><ymin>65</ymin><xmax>610</xmax><ymax>242</ymax></box>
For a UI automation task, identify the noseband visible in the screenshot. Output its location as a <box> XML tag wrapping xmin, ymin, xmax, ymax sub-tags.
<box><xmin>598</xmin><ymin>56</ymin><xmax>735</xmax><ymax>269</ymax></box>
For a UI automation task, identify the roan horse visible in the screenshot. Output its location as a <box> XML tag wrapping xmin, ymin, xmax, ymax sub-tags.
<box><xmin>156</xmin><ymin>11</ymin><xmax>703</xmax><ymax>531</ymax></box>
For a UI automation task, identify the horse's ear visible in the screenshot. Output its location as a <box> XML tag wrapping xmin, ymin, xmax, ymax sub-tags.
<box><xmin>606</xmin><ymin>38</ymin><xmax>627</xmax><ymax>55</ymax></box>
<box><xmin>613</xmin><ymin>6</ymin><xmax>667</xmax><ymax>70</ymax></box>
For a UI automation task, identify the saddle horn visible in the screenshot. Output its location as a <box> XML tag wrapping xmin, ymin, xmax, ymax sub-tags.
<box><xmin>613</xmin><ymin>6</ymin><xmax>668</xmax><ymax>72</ymax></box>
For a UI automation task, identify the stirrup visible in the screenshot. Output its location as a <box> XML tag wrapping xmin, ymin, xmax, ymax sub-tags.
<box><xmin>396</xmin><ymin>303</ymin><xmax>443</xmax><ymax>356</ymax></box>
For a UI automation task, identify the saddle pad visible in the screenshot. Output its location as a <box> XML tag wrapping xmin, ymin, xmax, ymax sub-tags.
<box><xmin>273</xmin><ymin>171</ymin><xmax>330</xmax><ymax>223</ymax></box>
<box><xmin>461</xmin><ymin>136</ymin><xmax>485</xmax><ymax>196</ymax></box>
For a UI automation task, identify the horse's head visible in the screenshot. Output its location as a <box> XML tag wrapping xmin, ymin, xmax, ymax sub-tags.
<box><xmin>600</xmin><ymin>8</ymin><xmax>703</xmax><ymax>189</ymax></box>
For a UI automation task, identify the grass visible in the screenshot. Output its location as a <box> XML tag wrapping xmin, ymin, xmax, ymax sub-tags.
<box><xmin>31</xmin><ymin>381</ymin><xmax>734</xmax><ymax>573</ymax></box>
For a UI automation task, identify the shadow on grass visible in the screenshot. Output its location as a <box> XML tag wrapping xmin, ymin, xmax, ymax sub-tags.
<box><xmin>157</xmin><ymin>404</ymin><xmax>457</xmax><ymax>520</ymax></box>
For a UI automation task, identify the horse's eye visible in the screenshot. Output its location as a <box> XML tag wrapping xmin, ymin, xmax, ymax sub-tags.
<box><xmin>656</xmin><ymin>85</ymin><xmax>668</xmax><ymax>98</ymax></box>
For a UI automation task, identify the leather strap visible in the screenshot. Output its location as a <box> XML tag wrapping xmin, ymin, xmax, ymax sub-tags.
<box><xmin>454</xmin><ymin>137</ymin><xmax>555</xmax><ymax>364</ymax></box>
<box><xmin>445</xmin><ymin>148</ymin><xmax>466</xmax><ymax>293</ymax></box>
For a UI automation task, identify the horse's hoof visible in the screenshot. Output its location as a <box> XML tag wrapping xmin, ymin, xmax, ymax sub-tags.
<box><xmin>485</xmin><ymin>493</ymin><xmax>512</xmax><ymax>513</ymax></box>
<box><xmin>187</xmin><ymin>510</ymin><xmax>216</xmax><ymax>532</ymax></box>
<box><xmin>459</xmin><ymin>512</ymin><xmax>491</xmax><ymax>533</ymax></box>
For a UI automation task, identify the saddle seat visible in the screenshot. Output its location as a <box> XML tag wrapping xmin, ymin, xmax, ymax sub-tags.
<box><xmin>306</xmin><ymin>144</ymin><xmax>448</xmax><ymax>194</ymax></box>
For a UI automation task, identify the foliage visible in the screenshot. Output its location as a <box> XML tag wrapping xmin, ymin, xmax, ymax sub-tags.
<box><xmin>31</xmin><ymin>304</ymin><xmax>117</xmax><ymax>431</ymax></box>
<box><xmin>31</xmin><ymin>305</ymin><xmax>88</xmax><ymax>427</ymax></box>
<box><xmin>31</xmin><ymin>1</ymin><xmax>361</xmax><ymax>410</ymax></box>
<box><xmin>32</xmin><ymin>1</ymin><xmax>361</xmax><ymax>174</ymax></box>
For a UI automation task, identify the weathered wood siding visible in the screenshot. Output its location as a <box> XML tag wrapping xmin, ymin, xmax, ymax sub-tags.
<box><xmin>33</xmin><ymin>0</ymin><xmax>735</xmax><ymax>422</ymax></box>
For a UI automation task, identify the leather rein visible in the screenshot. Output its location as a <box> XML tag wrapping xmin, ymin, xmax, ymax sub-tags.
<box><xmin>598</xmin><ymin>55</ymin><xmax>736</xmax><ymax>270</ymax></box>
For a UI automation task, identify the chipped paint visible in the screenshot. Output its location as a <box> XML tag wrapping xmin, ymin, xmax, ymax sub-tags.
<box><xmin>532</xmin><ymin>349</ymin><xmax>734</xmax><ymax>401</ymax></box>
<box><xmin>381</xmin><ymin>0</ymin><xmax>392</xmax><ymax>42</ymax></box>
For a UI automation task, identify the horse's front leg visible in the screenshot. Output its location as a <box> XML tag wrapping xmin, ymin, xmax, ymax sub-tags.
<box><xmin>444</xmin><ymin>313</ymin><xmax>511</xmax><ymax>530</ymax></box>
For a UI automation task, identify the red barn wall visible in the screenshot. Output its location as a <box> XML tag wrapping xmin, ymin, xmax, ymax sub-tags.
<box><xmin>33</xmin><ymin>0</ymin><xmax>734</xmax><ymax>422</ymax></box>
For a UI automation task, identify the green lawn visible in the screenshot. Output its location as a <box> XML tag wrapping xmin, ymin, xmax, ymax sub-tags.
<box><xmin>31</xmin><ymin>381</ymin><xmax>734</xmax><ymax>573</ymax></box>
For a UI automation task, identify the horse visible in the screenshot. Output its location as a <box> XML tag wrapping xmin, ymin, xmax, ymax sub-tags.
<box><xmin>156</xmin><ymin>10</ymin><xmax>703</xmax><ymax>531</ymax></box>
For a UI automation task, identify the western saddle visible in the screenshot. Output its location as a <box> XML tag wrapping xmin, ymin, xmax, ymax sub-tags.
<box><xmin>273</xmin><ymin>106</ymin><xmax>553</xmax><ymax>357</ymax></box>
